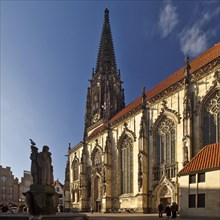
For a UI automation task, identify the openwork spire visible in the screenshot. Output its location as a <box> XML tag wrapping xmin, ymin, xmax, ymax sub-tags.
<box><xmin>95</xmin><ymin>8</ymin><xmax>117</xmax><ymax>74</ymax></box>
<box><xmin>84</xmin><ymin>9</ymin><xmax>125</xmax><ymax>128</ymax></box>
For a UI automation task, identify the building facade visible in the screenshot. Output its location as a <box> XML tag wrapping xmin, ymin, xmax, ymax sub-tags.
<box><xmin>0</xmin><ymin>166</ymin><xmax>19</xmax><ymax>206</ymax></box>
<box><xmin>53</xmin><ymin>179</ymin><xmax>64</xmax><ymax>212</ymax></box>
<box><xmin>68</xmin><ymin>9</ymin><xmax>220</xmax><ymax>213</ymax></box>
<box><xmin>18</xmin><ymin>170</ymin><xmax>33</xmax><ymax>208</ymax></box>
<box><xmin>178</xmin><ymin>143</ymin><xmax>220</xmax><ymax>218</ymax></box>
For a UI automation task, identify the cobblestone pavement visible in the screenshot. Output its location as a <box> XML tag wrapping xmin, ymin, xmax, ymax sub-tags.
<box><xmin>85</xmin><ymin>212</ymin><xmax>218</xmax><ymax>220</ymax></box>
<box><xmin>0</xmin><ymin>212</ymin><xmax>218</xmax><ymax>220</ymax></box>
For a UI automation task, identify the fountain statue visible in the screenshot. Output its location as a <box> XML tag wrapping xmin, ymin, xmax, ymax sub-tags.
<box><xmin>23</xmin><ymin>140</ymin><xmax>59</xmax><ymax>215</ymax></box>
<box><xmin>0</xmin><ymin>139</ymin><xmax>88</xmax><ymax>220</ymax></box>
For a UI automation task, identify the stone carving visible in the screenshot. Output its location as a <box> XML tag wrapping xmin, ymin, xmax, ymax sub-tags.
<box><xmin>138</xmin><ymin>153</ymin><xmax>143</xmax><ymax>191</ymax></box>
<box><xmin>182</xmin><ymin>137</ymin><xmax>189</xmax><ymax>165</ymax></box>
<box><xmin>30</xmin><ymin>144</ymin><xmax>39</xmax><ymax>184</ymax></box>
<box><xmin>23</xmin><ymin>140</ymin><xmax>59</xmax><ymax>216</ymax></box>
<box><xmin>37</xmin><ymin>145</ymin><xmax>54</xmax><ymax>185</ymax></box>
<box><xmin>30</xmin><ymin>141</ymin><xmax>54</xmax><ymax>185</ymax></box>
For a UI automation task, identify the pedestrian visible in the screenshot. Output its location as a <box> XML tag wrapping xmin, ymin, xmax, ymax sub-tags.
<box><xmin>90</xmin><ymin>207</ymin><xmax>94</xmax><ymax>214</ymax></box>
<box><xmin>171</xmin><ymin>202</ymin><xmax>178</xmax><ymax>218</ymax></box>
<box><xmin>165</xmin><ymin>204</ymin><xmax>171</xmax><ymax>218</ymax></box>
<box><xmin>158</xmin><ymin>202</ymin><xmax>164</xmax><ymax>218</ymax></box>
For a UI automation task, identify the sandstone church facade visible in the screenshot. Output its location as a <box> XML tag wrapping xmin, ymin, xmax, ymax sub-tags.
<box><xmin>67</xmin><ymin>9</ymin><xmax>220</xmax><ymax>213</ymax></box>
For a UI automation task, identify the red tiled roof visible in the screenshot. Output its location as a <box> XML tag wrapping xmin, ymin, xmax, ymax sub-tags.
<box><xmin>88</xmin><ymin>42</ymin><xmax>220</xmax><ymax>139</ymax></box>
<box><xmin>147</xmin><ymin>42</ymin><xmax>220</xmax><ymax>99</ymax></box>
<box><xmin>179</xmin><ymin>143</ymin><xmax>220</xmax><ymax>175</ymax></box>
<box><xmin>88</xmin><ymin>96</ymin><xmax>142</xmax><ymax>138</ymax></box>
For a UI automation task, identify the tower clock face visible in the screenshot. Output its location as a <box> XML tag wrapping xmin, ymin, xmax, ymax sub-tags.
<box><xmin>93</xmin><ymin>113</ymin><xmax>100</xmax><ymax>123</ymax></box>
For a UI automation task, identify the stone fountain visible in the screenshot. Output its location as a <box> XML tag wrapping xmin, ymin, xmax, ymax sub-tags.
<box><xmin>0</xmin><ymin>140</ymin><xmax>88</xmax><ymax>220</ymax></box>
<box><xmin>25</xmin><ymin>141</ymin><xmax>58</xmax><ymax>216</ymax></box>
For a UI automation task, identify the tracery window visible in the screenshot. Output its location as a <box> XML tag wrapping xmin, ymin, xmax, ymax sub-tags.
<box><xmin>202</xmin><ymin>91</ymin><xmax>220</xmax><ymax>145</ymax></box>
<box><xmin>93</xmin><ymin>150</ymin><xmax>102</xmax><ymax>166</ymax></box>
<box><xmin>121</xmin><ymin>136</ymin><xmax>133</xmax><ymax>194</ymax></box>
<box><xmin>73</xmin><ymin>158</ymin><xmax>79</xmax><ymax>181</ymax></box>
<box><xmin>155</xmin><ymin>117</ymin><xmax>176</xmax><ymax>166</ymax></box>
<box><xmin>92</xmin><ymin>149</ymin><xmax>102</xmax><ymax>166</ymax></box>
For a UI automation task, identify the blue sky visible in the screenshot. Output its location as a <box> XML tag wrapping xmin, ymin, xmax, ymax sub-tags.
<box><xmin>1</xmin><ymin>0</ymin><xmax>220</xmax><ymax>183</ymax></box>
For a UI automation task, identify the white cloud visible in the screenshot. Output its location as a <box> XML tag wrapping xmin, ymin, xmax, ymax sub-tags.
<box><xmin>179</xmin><ymin>6</ymin><xmax>220</xmax><ymax>57</ymax></box>
<box><xmin>158</xmin><ymin>0</ymin><xmax>179</xmax><ymax>38</ymax></box>
<box><xmin>180</xmin><ymin>25</ymin><xmax>207</xmax><ymax>57</ymax></box>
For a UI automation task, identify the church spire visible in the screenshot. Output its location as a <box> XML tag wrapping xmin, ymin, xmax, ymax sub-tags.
<box><xmin>85</xmin><ymin>9</ymin><xmax>125</xmax><ymax>128</ymax></box>
<box><xmin>95</xmin><ymin>8</ymin><xmax>117</xmax><ymax>74</ymax></box>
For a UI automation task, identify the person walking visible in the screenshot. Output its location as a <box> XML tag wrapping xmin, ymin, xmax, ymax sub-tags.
<box><xmin>165</xmin><ymin>204</ymin><xmax>171</xmax><ymax>218</ymax></box>
<box><xmin>171</xmin><ymin>202</ymin><xmax>178</xmax><ymax>218</ymax></box>
<box><xmin>90</xmin><ymin>207</ymin><xmax>94</xmax><ymax>213</ymax></box>
<box><xmin>158</xmin><ymin>202</ymin><xmax>164</xmax><ymax>218</ymax></box>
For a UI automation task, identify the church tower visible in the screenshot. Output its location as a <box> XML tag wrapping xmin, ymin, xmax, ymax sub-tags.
<box><xmin>85</xmin><ymin>8</ymin><xmax>125</xmax><ymax>128</ymax></box>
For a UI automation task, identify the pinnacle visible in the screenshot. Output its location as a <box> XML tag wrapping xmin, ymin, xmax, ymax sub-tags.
<box><xmin>95</xmin><ymin>8</ymin><xmax>117</xmax><ymax>74</ymax></box>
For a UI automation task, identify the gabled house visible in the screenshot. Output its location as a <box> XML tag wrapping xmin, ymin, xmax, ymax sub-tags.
<box><xmin>53</xmin><ymin>179</ymin><xmax>64</xmax><ymax>212</ymax></box>
<box><xmin>178</xmin><ymin>143</ymin><xmax>220</xmax><ymax>218</ymax></box>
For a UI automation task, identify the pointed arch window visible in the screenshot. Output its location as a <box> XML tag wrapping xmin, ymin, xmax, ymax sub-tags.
<box><xmin>73</xmin><ymin>158</ymin><xmax>79</xmax><ymax>181</ymax></box>
<box><xmin>155</xmin><ymin>117</ymin><xmax>176</xmax><ymax>166</ymax></box>
<box><xmin>92</xmin><ymin>149</ymin><xmax>102</xmax><ymax>166</ymax></box>
<box><xmin>91</xmin><ymin>148</ymin><xmax>102</xmax><ymax>173</ymax></box>
<box><xmin>202</xmin><ymin>91</ymin><xmax>220</xmax><ymax>145</ymax></box>
<box><xmin>121</xmin><ymin>136</ymin><xmax>133</xmax><ymax>194</ymax></box>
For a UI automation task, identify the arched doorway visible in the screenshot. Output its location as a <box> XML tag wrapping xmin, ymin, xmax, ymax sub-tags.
<box><xmin>153</xmin><ymin>177</ymin><xmax>177</xmax><ymax>212</ymax></box>
<box><xmin>159</xmin><ymin>185</ymin><xmax>172</xmax><ymax>207</ymax></box>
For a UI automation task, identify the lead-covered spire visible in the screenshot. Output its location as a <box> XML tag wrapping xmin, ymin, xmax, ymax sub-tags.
<box><xmin>95</xmin><ymin>8</ymin><xmax>117</xmax><ymax>74</ymax></box>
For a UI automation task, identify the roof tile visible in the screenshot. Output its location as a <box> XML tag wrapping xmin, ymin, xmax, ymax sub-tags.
<box><xmin>179</xmin><ymin>143</ymin><xmax>220</xmax><ymax>175</ymax></box>
<box><xmin>88</xmin><ymin>42</ymin><xmax>220</xmax><ymax>139</ymax></box>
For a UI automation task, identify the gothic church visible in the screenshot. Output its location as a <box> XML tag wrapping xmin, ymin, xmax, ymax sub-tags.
<box><xmin>67</xmin><ymin>9</ymin><xmax>220</xmax><ymax>214</ymax></box>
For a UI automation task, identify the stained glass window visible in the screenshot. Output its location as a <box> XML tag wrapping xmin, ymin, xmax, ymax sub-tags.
<box><xmin>202</xmin><ymin>91</ymin><xmax>220</xmax><ymax>145</ymax></box>
<box><xmin>156</xmin><ymin>117</ymin><xmax>176</xmax><ymax>165</ymax></box>
<box><xmin>73</xmin><ymin>158</ymin><xmax>79</xmax><ymax>181</ymax></box>
<box><xmin>121</xmin><ymin>136</ymin><xmax>133</xmax><ymax>194</ymax></box>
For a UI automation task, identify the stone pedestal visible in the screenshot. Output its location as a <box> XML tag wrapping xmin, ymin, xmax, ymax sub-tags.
<box><xmin>24</xmin><ymin>184</ymin><xmax>59</xmax><ymax>215</ymax></box>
